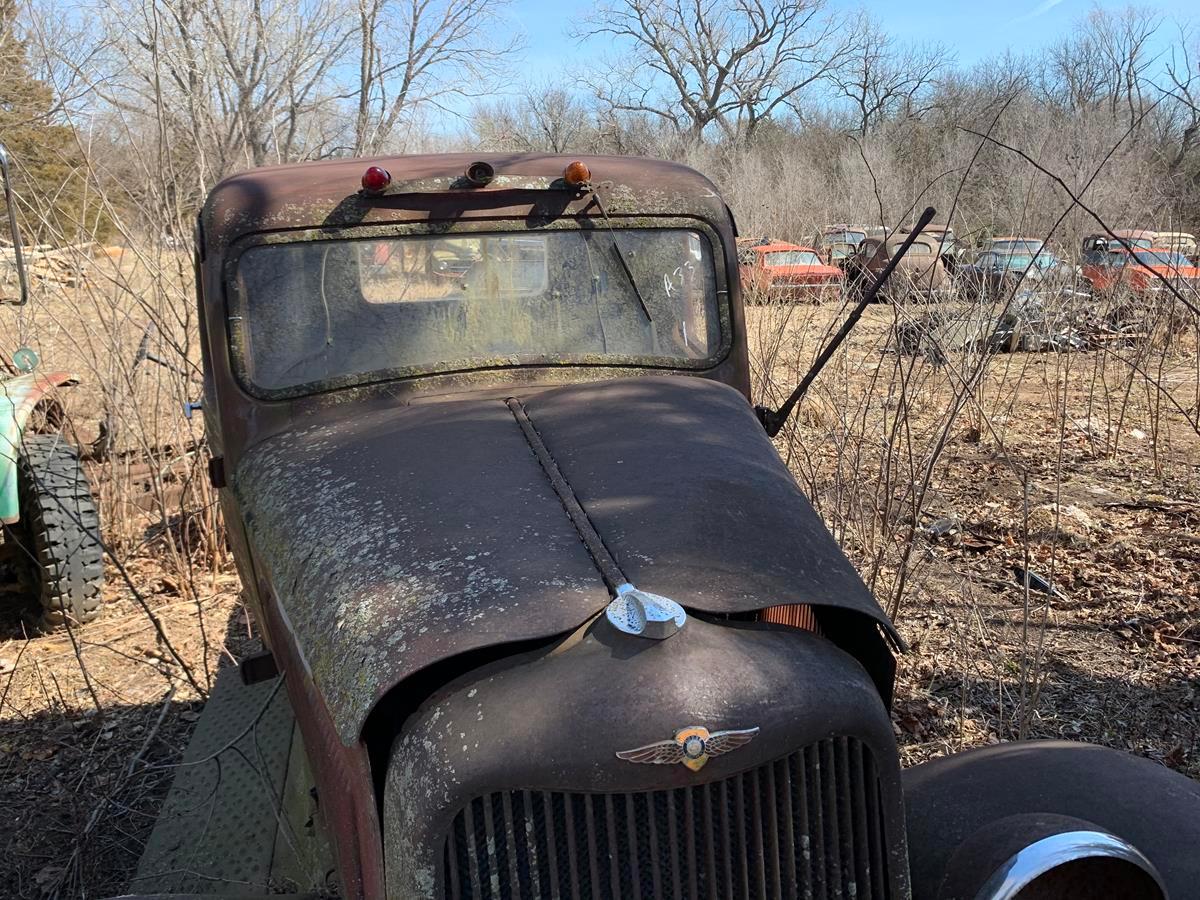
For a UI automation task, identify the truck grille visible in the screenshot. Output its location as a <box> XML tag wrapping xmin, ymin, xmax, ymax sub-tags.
<box><xmin>443</xmin><ymin>737</ymin><xmax>893</xmax><ymax>899</ymax></box>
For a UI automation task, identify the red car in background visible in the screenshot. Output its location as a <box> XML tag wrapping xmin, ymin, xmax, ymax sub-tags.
<box><xmin>1082</xmin><ymin>247</ymin><xmax>1200</xmax><ymax>294</ymax></box>
<box><xmin>738</xmin><ymin>240</ymin><xmax>843</xmax><ymax>301</ymax></box>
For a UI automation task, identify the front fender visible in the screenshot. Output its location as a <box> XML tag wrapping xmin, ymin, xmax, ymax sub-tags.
<box><xmin>0</xmin><ymin>371</ymin><xmax>76</xmax><ymax>524</ymax></box>
<box><xmin>903</xmin><ymin>740</ymin><xmax>1200</xmax><ymax>898</ymax></box>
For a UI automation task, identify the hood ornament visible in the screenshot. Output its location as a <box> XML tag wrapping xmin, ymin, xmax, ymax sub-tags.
<box><xmin>605</xmin><ymin>583</ymin><xmax>686</xmax><ymax>639</ymax></box>
<box><xmin>616</xmin><ymin>726</ymin><xmax>760</xmax><ymax>772</ymax></box>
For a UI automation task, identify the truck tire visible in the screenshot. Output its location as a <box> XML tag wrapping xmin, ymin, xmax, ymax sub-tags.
<box><xmin>10</xmin><ymin>434</ymin><xmax>104</xmax><ymax>629</ymax></box>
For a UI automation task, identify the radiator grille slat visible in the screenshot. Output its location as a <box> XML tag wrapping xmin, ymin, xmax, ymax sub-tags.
<box><xmin>443</xmin><ymin>737</ymin><xmax>892</xmax><ymax>899</ymax></box>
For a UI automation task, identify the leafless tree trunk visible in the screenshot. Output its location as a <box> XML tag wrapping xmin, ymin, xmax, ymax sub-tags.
<box><xmin>827</xmin><ymin>13</ymin><xmax>949</xmax><ymax>136</ymax></box>
<box><xmin>577</xmin><ymin>0</ymin><xmax>858</xmax><ymax>144</ymax></box>
<box><xmin>469</xmin><ymin>83</ymin><xmax>592</xmax><ymax>153</ymax></box>
<box><xmin>350</xmin><ymin>0</ymin><xmax>521</xmax><ymax>155</ymax></box>
<box><xmin>1165</xmin><ymin>27</ymin><xmax>1200</xmax><ymax>182</ymax></box>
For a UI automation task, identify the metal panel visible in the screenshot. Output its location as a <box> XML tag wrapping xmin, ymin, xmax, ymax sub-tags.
<box><xmin>130</xmin><ymin>669</ymin><xmax>294</xmax><ymax>895</ymax></box>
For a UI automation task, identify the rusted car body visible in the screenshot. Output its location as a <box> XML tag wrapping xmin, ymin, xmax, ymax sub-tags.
<box><xmin>122</xmin><ymin>153</ymin><xmax>1200</xmax><ymax>899</ymax></box>
<box><xmin>1082</xmin><ymin>246</ymin><xmax>1200</xmax><ymax>294</ymax></box>
<box><xmin>738</xmin><ymin>240</ymin><xmax>843</xmax><ymax>300</ymax></box>
<box><xmin>813</xmin><ymin>225</ymin><xmax>869</xmax><ymax>266</ymax></box>
<box><xmin>847</xmin><ymin>234</ymin><xmax>948</xmax><ymax>301</ymax></box>
<box><xmin>899</xmin><ymin>224</ymin><xmax>962</xmax><ymax>270</ymax></box>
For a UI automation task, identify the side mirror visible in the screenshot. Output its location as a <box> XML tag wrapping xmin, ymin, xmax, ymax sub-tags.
<box><xmin>0</xmin><ymin>142</ymin><xmax>29</xmax><ymax>306</ymax></box>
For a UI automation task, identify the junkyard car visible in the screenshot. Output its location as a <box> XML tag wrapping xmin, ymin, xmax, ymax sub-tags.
<box><xmin>0</xmin><ymin>142</ymin><xmax>104</xmax><ymax>629</ymax></box>
<box><xmin>813</xmin><ymin>224</ymin><xmax>869</xmax><ymax>266</ymax></box>
<box><xmin>958</xmin><ymin>248</ymin><xmax>1075</xmax><ymax>298</ymax></box>
<box><xmin>122</xmin><ymin>153</ymin><xmax>1200</xmax><ymax>899</ymax></box>
<box><xmin>1154</xmin><ymin>230</ymin><xmax>1197</xmax><ymax>261</ymax></box>
<box><xmin>1082</xmin><ymin>246</ymin><xmax>1200</xmax><ymax>294</ymax></box>
<box><xmin>738</xmin><ymin>239</ymin><xmax>843</xmax><ymax>300</ymax></box>
<box><xmin>846</xmin><ymin>233</ymin><xmax>948</xmax><ymax>301</ymax></box>
<box><xmin>899</xmin><ymin>224</ymin><xmax>963</xmax><ymax>271</ymax></box>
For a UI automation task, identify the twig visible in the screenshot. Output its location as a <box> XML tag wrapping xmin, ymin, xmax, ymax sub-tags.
<box><xmin>125</xmin><ymin>685</ymin><xmax>176</xmax><ymax>779</ymax></box>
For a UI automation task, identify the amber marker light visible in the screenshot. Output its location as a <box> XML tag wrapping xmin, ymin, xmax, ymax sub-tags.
<box><xmin>563</xmin><ymin>160</ymin><xmax>592</xmax><ymax>187</ymax></box>
<box><xmin>361</xmin><ymin>166</ymin><xmax>391</xmax><ymax>194</ymax></box>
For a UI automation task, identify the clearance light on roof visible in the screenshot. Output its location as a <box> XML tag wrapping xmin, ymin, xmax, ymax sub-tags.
<box><xmin>361</xmin><ymin>166</ymin><xmax>391</xmax><ymax>194</ymax></box>
<box><xmin>465</xmin><ymin>161</ymin><xmax>495</xmax><ymax>187</ymax></box>
<box><xmin>563</xmin><ymin>160</ymin><xmax>591</xmax><ymax>187</ymax></box>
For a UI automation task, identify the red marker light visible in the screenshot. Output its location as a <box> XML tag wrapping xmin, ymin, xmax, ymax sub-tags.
<box><xmin>361</xmin><ymin>166</ymin><xmax>391</xmax><ymax>194</ymax></box>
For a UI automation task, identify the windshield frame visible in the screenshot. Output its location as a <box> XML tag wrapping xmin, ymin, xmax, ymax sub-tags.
<box><xmin>223</xmin><ymin>216</ymin><xmax>734</xmax><ymax>401</ymax></box>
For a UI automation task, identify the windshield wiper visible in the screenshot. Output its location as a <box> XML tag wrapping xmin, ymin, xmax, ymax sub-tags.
<box><xmin>590</xmin><ymin>189</ymin><xmax>653</xmax><ymax>323</ymax></box>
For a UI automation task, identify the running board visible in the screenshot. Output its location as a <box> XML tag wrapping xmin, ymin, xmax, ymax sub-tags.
<box><xmin>121</xmin><ymin>666</ymin><xmax>335</xmax><ymax>896</ymax></box>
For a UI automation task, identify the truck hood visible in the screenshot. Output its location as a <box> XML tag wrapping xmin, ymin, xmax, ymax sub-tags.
<box><xmin>235</xmin><ymin>376</ymin><xmax>898</xmax><ymax>744</ymax></box>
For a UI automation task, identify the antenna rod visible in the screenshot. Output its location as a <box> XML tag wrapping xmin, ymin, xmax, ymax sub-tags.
<box><xmin>756</xmin><ymin>206</ymin><xmax>937</xmax><ymax>437</ymax></box>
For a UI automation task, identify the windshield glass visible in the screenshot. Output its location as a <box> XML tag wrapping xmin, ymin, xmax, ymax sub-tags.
<box><xmin>991</xmin><ymin>253</ymin><xmax>1060</xmax><ymax>269</ymax></box>
<box><xmin>990</xmin><ymin>240</ymin><xmax>1043</xmax><ymax>255</ymax></box>
<box><xmin>233</xmin><ymin>228</ymin><xmax>722</xmax><ymax>393</ymax></box>
<box><xmin>1133</xmin><ymin>250</ymin><xmax>1191</xmax><ymax>267</ymax></box>
<box><xmin>765</xmin><ymin>250</ymin><xmax>821</xmax><ymax>266</ymax></box>
<box><xmin>823</xmin><ymin>231</ymin><xmax>865</xmax><ymax>245</ymax></box>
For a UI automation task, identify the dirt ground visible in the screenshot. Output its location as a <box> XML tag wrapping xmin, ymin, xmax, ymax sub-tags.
<box><xmin>0</xmin><ymin>290</ymin><xmax>1198</xmax><ymax>898</ymax></box>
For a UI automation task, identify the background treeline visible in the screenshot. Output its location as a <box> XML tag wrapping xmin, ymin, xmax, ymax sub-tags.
<box><xmin>1</xmin><ymin>0</ymin><xmax>1198</xmax><ymax>250</ymax></box>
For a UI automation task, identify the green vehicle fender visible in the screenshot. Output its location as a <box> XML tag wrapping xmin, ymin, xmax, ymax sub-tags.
<box><xmin>0</xmin><ymin>371</ymin><xmax>78</xmax><ymax>524</ymax></box>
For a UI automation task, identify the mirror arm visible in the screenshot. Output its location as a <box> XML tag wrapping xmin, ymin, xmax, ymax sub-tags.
<box><xmin>0</xmin><ymin>143</ymin><xmax>30</xmax><ymax>306</ymax></box>
<box><xmin>755</xmin><ymin>207</ymin><xmax>937</xmax><ymax>438</ymax></box>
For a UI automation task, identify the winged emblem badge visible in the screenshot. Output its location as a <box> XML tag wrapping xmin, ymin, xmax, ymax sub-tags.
<box><xmin>616</xmin><ymin>726</ymin><xmax>760</xmax><ymax>772</ymax></box>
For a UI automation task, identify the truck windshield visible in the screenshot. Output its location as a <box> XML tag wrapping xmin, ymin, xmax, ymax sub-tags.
<box><xmin>233</xmin><ymin>228</ymin><xmax>722</xmax><ymax>393</ymax></box>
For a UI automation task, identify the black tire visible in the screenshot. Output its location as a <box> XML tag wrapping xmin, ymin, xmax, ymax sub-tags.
<box><xmin>9</xmin><ymin>434</ymin><xmax>104</xmax><ymax>629</ymax></box>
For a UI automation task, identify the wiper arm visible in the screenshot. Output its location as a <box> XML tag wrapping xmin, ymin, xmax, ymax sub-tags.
<box><xmin>591</xmin><ymin>188</ymin><xmax>653</xmax><ymax>323</ymax></box>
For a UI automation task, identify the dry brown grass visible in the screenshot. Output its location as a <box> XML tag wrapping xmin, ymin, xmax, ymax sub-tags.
<box><xmin>748</xmin><ymin>293</ymin><xmax>1199</xmax><ymax>773</ymax></box>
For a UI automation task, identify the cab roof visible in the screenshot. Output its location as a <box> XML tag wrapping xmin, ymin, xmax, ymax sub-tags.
<box><xmin>200</xmin><ymin>153</ymin><xmax>729</xmax><ymax>253</ymax></box>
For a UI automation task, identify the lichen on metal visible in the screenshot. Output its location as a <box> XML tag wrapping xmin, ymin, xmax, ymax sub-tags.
<box><xmin>233</xmin><ymin>399</ymin><xmax>611</xmax><ymax>745</ymax></box>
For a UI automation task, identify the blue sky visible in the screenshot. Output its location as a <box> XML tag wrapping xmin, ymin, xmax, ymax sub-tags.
<box><xmin>499</xmin><ymin>0</ymin><xmax>1197</xmax><ymax>85</ymax></box>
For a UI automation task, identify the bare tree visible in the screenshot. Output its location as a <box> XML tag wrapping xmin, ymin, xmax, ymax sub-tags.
<box><xmin>577</xmin><ymin>0</ymin><xmax>858</xmax><ymax>144</ymax></box>
<box><xmin>828</xmin><ymin>14</ymin><xmax>950</xmax><ymax>136</ymax></box>
<box><xmin>470</xmin><ymin>83</ymin><xmax>593</xmax><ymax>153</ymax></box>
<box><xmin>1164</xmin><ymin>26</ymin><xmax>1200</xmax><ymax>185</ymax></box>
<box><xmin>1037</xmin><ymin>5</ymin><xmax>1161</xmax><ymax>126</ymax></box>
<box><xmin>1041</xmin><ymin>28</ymin><xmax>1110</xmax><ymax>112</ymax></box>
<box><xmin>1088</xmin><ymin>4</ymin><xmax>1161</xmax><ymax>127</ymax></box>
<box><xmin>85</xmin><ymin>0</ymin><xmax>352</xmax><ymax>189</ymax></box>
<box><xmin>350</xmin><ymin>0</ymin><xmax>521</xmax><ymax>155</ymax></box>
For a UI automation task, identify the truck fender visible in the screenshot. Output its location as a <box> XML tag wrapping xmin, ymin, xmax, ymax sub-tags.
<box><xmin>903</xmin><ymin>740</ymin><xmax>1199</xmax><ymax>899</ymax></box>
<box><xmin>0</xmin><ymin>371</ymin><xmax>77</xmax><ymax>524</ymax></box>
